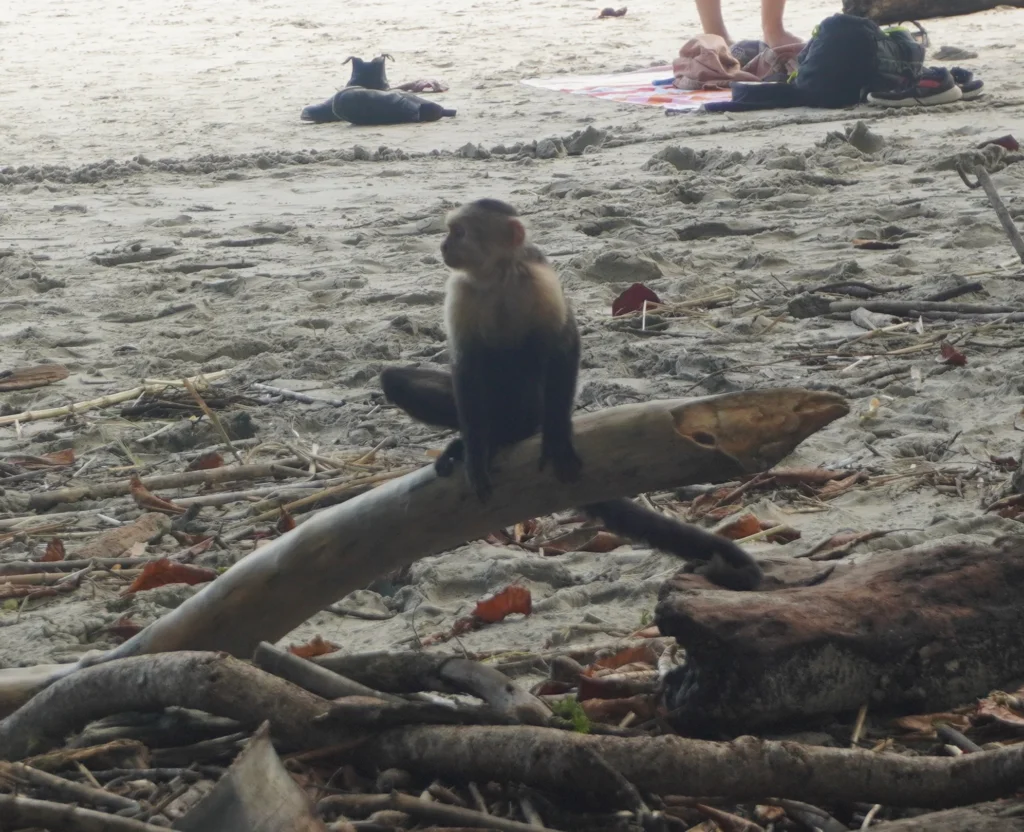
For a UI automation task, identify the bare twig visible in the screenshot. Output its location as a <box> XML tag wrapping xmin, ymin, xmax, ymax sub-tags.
<box><xmin>0</xmin><ymin>793</ymin><xmax>166</xmax><ymax>832</ymax></box>
<box><xmin>18</xmin><ymin>458</ymin><xmax>309</xmax><ymax>512</ymax></box>
<box><xmin>252</xmin><ymin>382</ymin><xmax>345</xmax><ymax>407</ymax></box>
<box><xmin>936</xmin><ymin>722</ymin><xmax>983</xmax><ymax>754</ymax></box>
<box><xmin>182</xmin><ymin>377</ymin><xmax>243</xmax><ymax>465</ymax></box>
<box><xmin>0</xmin><ymin>370</ymin><xmax>232</xmax><ymax>427</ymax></box>
<box><xmin>252</xmin><ymin>642</ymin><xmax>405</xmax><ymax>704</ymax></box>
<box><xmin>922</xmin><ymin>281</ymin><xmax>985</xmax><ymax>303</ymax></box>
<box><xmin>0</xmin><ymin>760</ymin><xmax>141</xmax><ymax>813</ymax></box>
<box><xmin>319</xmin><ymin>791</ymin><xmax>567</xmax><ymax>832</ymax></box>
<box><xmin>957</xmin><ymin>163</ymin><xmax>1024</xmax><ymax>263</ymax></box>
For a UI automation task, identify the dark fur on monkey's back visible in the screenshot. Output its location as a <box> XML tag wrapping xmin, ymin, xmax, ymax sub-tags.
<box><xmin>380</xmin><ymin>198</ymin><xmax>763</xmax><ymax>592</ymax></box>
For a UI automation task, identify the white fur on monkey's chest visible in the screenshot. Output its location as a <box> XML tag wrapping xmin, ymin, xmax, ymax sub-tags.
<box><xmin>444</xmin><ymin>268</ymin><xmax>568</xmax><ymax>348</ymax></box>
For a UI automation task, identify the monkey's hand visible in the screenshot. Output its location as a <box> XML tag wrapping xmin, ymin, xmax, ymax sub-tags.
<box><xmin>539</xmin><ymin>442</ymin><xmax>583</xmax><ymax>484</ymax></box>
<box><xmin>433</xmin><ymin>438</ymin><xmax>464</xmax><ymax>478</ymax></box>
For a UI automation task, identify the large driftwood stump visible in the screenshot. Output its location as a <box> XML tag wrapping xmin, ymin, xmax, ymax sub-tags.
<box><xmin>0</xmin><ymin>389</ymin><xmax>847</xmax><ymax>718</ymax></box>
<box><xmin>656</xmin><ymin>538</ymin><xmax>1024</xmax><ymax>734</ymax></box>
<box><xmin>843</xmin><ymin>0</ymin><xmax>1023</xmax><ymax>24</ymax></box>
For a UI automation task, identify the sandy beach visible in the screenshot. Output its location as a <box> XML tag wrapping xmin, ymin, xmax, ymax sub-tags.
<box><xmin>3</xmin><ymin>0</ymin><xmax>1024</xmax><ymax>681</ymax></box>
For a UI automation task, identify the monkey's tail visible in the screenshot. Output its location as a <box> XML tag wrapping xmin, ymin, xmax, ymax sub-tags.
<box><xmin>582</xmin><ymin>498</ymin><xmax>763</xmax><ymax>591</ymax></box>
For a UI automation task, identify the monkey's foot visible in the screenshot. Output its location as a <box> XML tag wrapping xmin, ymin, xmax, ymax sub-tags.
<box><xmin>540</xmin><ymin>447</ymin><xmax>583</xmax><ymax>483</ymax></box>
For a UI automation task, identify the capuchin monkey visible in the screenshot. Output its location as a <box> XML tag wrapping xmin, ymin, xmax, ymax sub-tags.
<box><xmin>380</xmin><ymin>198</ymin><xmax>763</xmax><ymax>591</ymax></box>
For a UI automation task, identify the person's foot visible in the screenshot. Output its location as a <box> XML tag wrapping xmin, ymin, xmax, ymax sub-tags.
<box><xmin>763</xmin><ymin>28</ymin><xmax>803</xmax><ymax>48</ymax></box>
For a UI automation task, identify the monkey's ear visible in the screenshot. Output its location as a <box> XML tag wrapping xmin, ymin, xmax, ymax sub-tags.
<box><xmin>508</xmin><ymin>218</ymin><xmax>526</xmax><ymax>248</ymax></box>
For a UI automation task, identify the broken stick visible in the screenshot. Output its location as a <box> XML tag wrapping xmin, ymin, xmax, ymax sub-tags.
<box><xmin>957</xmin><ymin>163</ymin><xmax>1024</xmax><ymax>263</ymax></box>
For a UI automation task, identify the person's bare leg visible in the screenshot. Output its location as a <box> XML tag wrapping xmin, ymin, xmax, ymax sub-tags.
<box><xmin>761</xmin><ymin>0</ymin><xmax>802</xmax><ymax>48</ymax></box>
<box><xmin>695</xmin><ymin>0</ymin><xmax>732</xmax><ymax>44</ymax></box>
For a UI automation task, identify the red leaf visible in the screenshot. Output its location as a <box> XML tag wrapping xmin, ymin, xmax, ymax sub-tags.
<box><xmin>129</xmin><ymin>475</ymin><xmax>187</xmax><ymax>516</ymax></box>
<box><xmin>287</xmin><ymin>635</ymin><xmax>339</xmax><ymax>659</ymax></box>
<box><xmin>106</xmin><ymin>615</ymin><xmax>144</xmax><ymax>641</ymax></box>
<box><xmin>473</xmin><ymin>585</ymin><xmax>532</xmax><ymax>622</ymax></box>
<box><xmin>123</xmin><ymin>559</ymin><xmax>218</xmax><ymax>593</ymax></box>
<box><xmin>276</xmin><ymin>507</ymin><xmax>296</xmax><ymax>534</ymax></box>
<box><xmin>182</xmin><ymin>536</ymin><xmax>215</xmax><ymax>559</ymax></box>
<box><xmin>186</xmin><ymin>451</ymin><xmax>224</xmax><ymax>471</ymax></box>
<box><xmin>579</xmin><ymin>694</ymin><xmax>656</xmax><ymax>723</ymax></box>
<box><xmin>611</xmin><ymin>283</ymin><xmax>661</xmax><ymax>317</ymax></box>
<box><xmin>584</xmin><ymin>644</ymin><xmax>658</xmax><ymax>676</ymax></box>
<box><xmin>41</xmin><ymin>538</ymin><xmax>66</xmax><ymax>562</ymax></box>
<box><xmin>716</xmin><ymin>513</ymin><xmax>762</xmax><ymax>540</ymax></box>
<box><xmin>7</xmin><ymin>449</ymin><xmax>76</xmax><ymax>470</ymax></box>
<box><xmin>940</xmin><ymin>342</ymin><xmax>967</xmax><ymax>366</ymax></box>
<box><xmin>990</xmin><ymin>455</ymin><xmax>1020</xmax><ymax>472</ymax></box>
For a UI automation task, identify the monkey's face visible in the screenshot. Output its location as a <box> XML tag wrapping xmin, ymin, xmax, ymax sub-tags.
<box><xmin>441</xmin><ymin>218</ymin><xmax>482</xmax><ymax>271</ymax></box>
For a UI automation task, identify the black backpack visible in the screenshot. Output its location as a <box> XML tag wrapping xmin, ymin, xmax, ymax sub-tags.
<box><xmin>793</xmin><ymin>14</ymin><xmax>925</xmax><ymax>107</ymax></box>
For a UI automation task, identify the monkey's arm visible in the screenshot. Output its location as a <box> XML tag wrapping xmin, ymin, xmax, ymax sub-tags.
<box><xmin>538</xmin><ymin>321</ymin><xmax>583</xmax><ymax>483</ymax></box>
<box><xmin>451</xmin><ymin>346</ymin><xmax>494</xmax><ymax>502</ymax></box>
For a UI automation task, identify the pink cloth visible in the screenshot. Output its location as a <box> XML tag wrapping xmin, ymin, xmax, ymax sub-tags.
<box><xmin>396</xmin><ymin>79</ymin><xmax>449</xmax><ymax>93</ymax></box>
<box><xmin>672</xmin><ymin>34</ymin><xmax>804</xmax><ymax>90</ymax></box>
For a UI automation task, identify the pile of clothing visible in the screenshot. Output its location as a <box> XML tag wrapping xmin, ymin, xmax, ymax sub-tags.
<box><xmin>672</xmin><ymin>14</ymin><xmax>984</xmax><ymax>112</ymax></box>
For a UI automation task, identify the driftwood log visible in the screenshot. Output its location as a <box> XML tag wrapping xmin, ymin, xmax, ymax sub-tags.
<box><xmin>843</xmin><ymin>0</ymin><xmax>1024</xmax><ymax>24</ymax></box>
<box><xmin>0</xmin><ymin>389</ymin><xmax>847</xmax><ymax>718</ymax></box>
<box><xmin>5</xmin><ymin>652</ymin><xmax>1024</xmax><ymax>810</ymax></box>
<box><xmin>873</xmin><ymin>801</ymin><xmax>1024</xmax><ymax>831</ymax></box>
<box><xmin>655</xmin><ymin>538</ymin><xmax>1024</xmax><ymax>734</ymax></box>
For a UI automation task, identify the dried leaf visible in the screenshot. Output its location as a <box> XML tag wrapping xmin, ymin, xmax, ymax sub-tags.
<box><xmin>716</xmin><ymin>513</ymin><xmax>762</xmax><ymax>540</ymax></box>
<box><xmin>764</xmin><ymin>524</ymin><xmax>801</xmax><ymax>544</ymax></box>
<box><xmin>975</xmin><ymin>690</ymin><xmax>1024</xmax><ymax>728</ymax></box>
<box><xmin>771</xmin><ymin>467</ymin><xmax>858</xmax><ymax>486</ymax></box>
<box><xmin>0</xmin><ymin>364</ymin><xmax>70</xmax><ymax>392</ymax></box>
<box><xmin>531</xmin><ymin>679</ymin><xmax>576</xmax><ymax>696</ymax></box>
<box><xmin>893</xmin><ymin>712</ymin><xmax>971</xmax><ymax>737</ymax></box>
<box><xmin>940</xmin><ymin>342</ymin><xmax>967</xmax><ymax>366</ymax></box>
<box><xmin>585</xmin><ymin>644</ymin><xmax>658</xmax><ymax>676</ymax></box>
<box><xmin>287</xmin><ymin>635</ymin><xmax>340</xmax><ymax>659</ymax></box>
<box><xmin>980</xmin><ymin>134</ymin><xmax>1020</xmax><ymax>152</ymax></box>
<box><xmin>541</xmin><ymin>527</ymin><xmax>626</xmax><ymax>555</ymax></box>
<box><xmin>123</xmin><ymin>558</ymin><xmax>218</xmax><ymax>593</ymax></box>
<box><xmin>41</xmin><ymin>538</ymin><xmax>66</xmax><ymax>562</ymax></box>
<box><xmin>45</xmin><ymin>448</ymin><xmax>76</xmax><ymax>466</ymax></box>
<box><xmin>473</xmin><ymin>585</ymin><xmax>532</xmax><ymax>623</ymax></box>
<box><xmin>276</xmin><ymin>507</ymin><xmax>296</xmax><ymax>534</ymax></box>
<box><xmin>611</xmin><ymin>283</ymin><xmax>661</xmax><ymax>317</ymax></box>
<box><xmin>182</xmin><ymin>536</ymin><xmax>215</xmax><ymax>559</ymax></box>
<box><xmin>186</xmin><ymin>451</ymin><xmax>224</xmax><ymax>471</ymax></box>
<box><xmin>578</xmin><ymin>674</ymin><xmax>649</xmax><ymax>701</ymax></box>
<box><xmin>106</xmin><ymin>615</ymin><xmax>144</xmax><ymax>641</ymax></box>
<box><xmin>818</xmin><ymin>471</ymin><xmax>866</xmax><ymax>498</ymax></box>
<box><xmin>990</xmin><ymin>455</ymin><xmax>1020</xmax><ymax>472</ymax></box>
<box><xmin>6</xmin><ymin>449</ymin><xmax>77</xmax><ymax>470</ymax></box>
<box><xmin>128</xmin><ymin>476</ymin><xmax>187</xmax><ymax>516</ymax></box>
<box><xmin>579</xmin><ymin>694</ymin><xmax>656</xmax><ymax>723</ymax></box>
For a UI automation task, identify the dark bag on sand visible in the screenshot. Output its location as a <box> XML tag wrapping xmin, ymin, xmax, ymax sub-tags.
<box><xmin>793</xmin><ymin>14</ymin><xmax>924</xmax><ymax>107</ymax></box>
<box><xmin>300</xmin><ymin>87</ymin><xmax>457</xmax><ymax>125</ymax></box>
